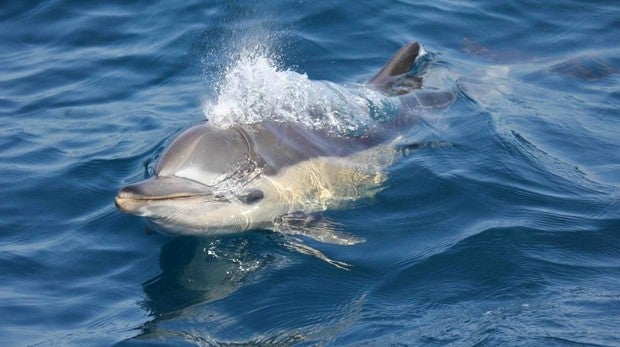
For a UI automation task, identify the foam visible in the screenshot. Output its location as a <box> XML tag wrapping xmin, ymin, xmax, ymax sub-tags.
<box><xmin>202</xmin><ymin>48</ymin><xmax>396</xmax><ymax>137</ymax></box>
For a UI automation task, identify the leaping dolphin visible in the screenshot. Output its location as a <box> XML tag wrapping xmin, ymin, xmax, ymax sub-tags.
<box><xmin>115</xmin><ymin>42</ymin><xmax>453</xmax><ymax>251</ymax></box>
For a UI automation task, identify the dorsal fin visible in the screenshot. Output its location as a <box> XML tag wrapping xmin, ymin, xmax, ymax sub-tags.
<box><xmin>370</xmin><ymin>41</ymin><xmax>420</xmax><ymax>85</ymax></box>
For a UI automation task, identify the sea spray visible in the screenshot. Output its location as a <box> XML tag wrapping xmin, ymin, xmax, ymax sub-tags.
<box><xmin>202</xmin><ymin>47</ymin><xmax>398</xmax><ymax>137</ymax></box>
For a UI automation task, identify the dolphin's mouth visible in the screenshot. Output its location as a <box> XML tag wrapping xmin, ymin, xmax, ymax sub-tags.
<box><xmin>115</xmin><ymin>176</ymin><xmax>216</xmax><ymax>213</ymax></box>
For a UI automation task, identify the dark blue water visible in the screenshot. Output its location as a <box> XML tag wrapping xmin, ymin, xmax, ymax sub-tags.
<box><xmin>1</xmin><ymin>1</ymin><xmax>619</xmax><ymax>345</ymax></box>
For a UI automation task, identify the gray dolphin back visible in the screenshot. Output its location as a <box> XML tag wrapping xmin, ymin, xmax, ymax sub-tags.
<box><xmin>369</xmin><ymin>42</ymin><xmax>420</xmax><ymax>85</ymax></box>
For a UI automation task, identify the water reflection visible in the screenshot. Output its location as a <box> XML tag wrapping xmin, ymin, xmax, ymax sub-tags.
<box><xmin>139</xmin><ymin>233</ymin><xmax>276</xmax><ymax>324</ymax></box>
<box><xmin>125</xmin><ymin>230</ymin><xmax>367</xmax><ymax>345</ymax></box>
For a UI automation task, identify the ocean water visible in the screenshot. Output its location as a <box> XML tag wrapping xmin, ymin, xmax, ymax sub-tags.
<box><xmin>1</xmin><ymin>1</ymin><xmax>619</xmax><ymax>345</ymax></box>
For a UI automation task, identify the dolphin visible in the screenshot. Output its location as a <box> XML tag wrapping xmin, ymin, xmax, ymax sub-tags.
<box><xmin>115</xmin><ymin>42</ymin><xmax>453</xmax><ymax>249</ymax></box>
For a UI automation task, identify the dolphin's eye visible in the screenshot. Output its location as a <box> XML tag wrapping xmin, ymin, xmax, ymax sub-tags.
<box><xmin>242</xmin><ymin>190</ymin><xmax>264</xmax><ymax>204</ymax></box>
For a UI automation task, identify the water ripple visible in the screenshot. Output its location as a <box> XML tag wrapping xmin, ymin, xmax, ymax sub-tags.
<box><xmin>1</xmin><ymin>0</ymin><xmax>619</xmax><ymax>345</ymax></box>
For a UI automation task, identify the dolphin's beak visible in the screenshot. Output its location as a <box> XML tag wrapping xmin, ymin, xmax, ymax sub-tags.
<box><xmin>115</xmin><ymin>176</ymin><xmax>210</xmax><ymax>214</ymax></box>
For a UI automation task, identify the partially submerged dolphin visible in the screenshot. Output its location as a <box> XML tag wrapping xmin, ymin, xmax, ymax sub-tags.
<box><xmin>115</xmin><ymin>42</ymin><xmax>452</xmax><ymax>249</ymax></box>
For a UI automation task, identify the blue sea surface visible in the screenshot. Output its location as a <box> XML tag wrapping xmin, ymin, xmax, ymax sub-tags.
<box><xmin>1</xmin><ymin>1</ymin><xmax>619</xmax><ymax>345</ymax></box>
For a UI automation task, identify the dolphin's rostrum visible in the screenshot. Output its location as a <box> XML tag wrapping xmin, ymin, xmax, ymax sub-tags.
<box><xmin>115</xmin><ymin>42</ymin><xmax>453</xmax><ymax>255</ymax></box>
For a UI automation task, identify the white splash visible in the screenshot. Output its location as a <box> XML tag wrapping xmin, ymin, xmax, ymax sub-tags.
<box><xmin>202</xmin><ymin>49</ymin><xmax>396</xmax><ymax>136</ymax></box>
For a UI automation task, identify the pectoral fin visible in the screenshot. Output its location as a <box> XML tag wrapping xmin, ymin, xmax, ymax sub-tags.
<box><xmin>274</xmin><ymin>212</ymin><xmax>365</xmax><ymax>245</ymax></box>
<box><xmin>284</xmin><ymin>239</ymin><xmax>352</xmax><ymax>270</ymax></box>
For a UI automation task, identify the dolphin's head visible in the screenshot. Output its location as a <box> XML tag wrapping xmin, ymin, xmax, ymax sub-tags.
<box><xmin>115</xmin><ymin>123</ymin><xmax>285</xmax><ymax>235</ymax></box>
